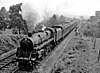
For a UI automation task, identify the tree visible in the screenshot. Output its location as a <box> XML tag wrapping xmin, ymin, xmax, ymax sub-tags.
<box><xmin>44</xmin><ymin>14</ymin><xmax>58</xmax><ymax>27</ymax></box>
<box><xmin>44</xmin><ymin>14</ymin><xmax>68</xmax><ymax>27</ymax></box>
<box><xmin>9</xmin><ymin>3</ymin><xmax>27</xmax><ymax>34</ymax></box>
<box><xmin>0</xmin><ymin>7</ymin><xmax>9</xmax><ymax>31</ymax></box>
<box><xmin>22</xmin><ymin>19</ymin><xmax>28</xmax><ymax>34</ymax></box>
<box><xmin>97</xmin><ymin>18</ymin><xmax>100</xmax><ymax>37</ymax></box>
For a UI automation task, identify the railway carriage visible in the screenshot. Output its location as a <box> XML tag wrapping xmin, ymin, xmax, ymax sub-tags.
<box><xmin>62</xmin><ymin>21</ymin><xmax>77</xmax><ymax>37</ymax></box>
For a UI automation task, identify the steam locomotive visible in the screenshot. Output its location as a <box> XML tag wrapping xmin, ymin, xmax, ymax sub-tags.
<box><xmin>16</xmin><ymin>21</ymin><xmax>78</xmax><ymax>70</ymax></box>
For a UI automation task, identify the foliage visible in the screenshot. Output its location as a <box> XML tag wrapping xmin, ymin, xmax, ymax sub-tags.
<box><xmin>51</xmin><ymin>37</ymin><xmax>91</xmax><ymax>73</ymax></box>
<box><xmin>0</xmin><ymin>3</ymin><xmax>70</xmax><ymax>34</ymax></box>
<box><xmin>0</xmin><ymin>7</ymin><xmax>9</xmax><ymax>31</ymax></box>
<box><xmin>83</xmin><ymin>29</ymin><xmax>93</xmax><ymax>37</ymax></box>
<box><xmin>80</xmin><ymin>22</ymin><xmax>100</xmax><ymax>37</ymax></box>
<box><xmin>35</xmin><ymin>14</ymin><xmax>68</xmax><ymax>31</ymax></box>
<box><xmin>8</xmin><ymin>3</ymin><xmax>28</xmax><ymax>34</ymax></box>
<box><xmin>0</xmin><ymin>3</ymin><xmax>28</xmax><ymax>34</ymax></box>
<box><xmin>0</xmin><ymin>34</ymin><xmax>26</xmax><ymax>55</ymax></box>
<box><xmin>45</xmin><ymin>14</ymin><xmax>69</xmax><ymax>27</ymax></box>
<box><xmin>45</xmin><ymin>14</ymin><xmax>58</xmax><ymax>27</ymax></box>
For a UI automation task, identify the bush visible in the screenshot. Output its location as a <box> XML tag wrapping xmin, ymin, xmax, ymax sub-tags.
<box><xmin>0</xmin><ymin>34</ymin><xmax>26</xmax><ymax>55</ymax></box>
<box><xmin>12</xmin><ymin>28</ymin><xmax>18</xmax><ymax>34</ymax></box>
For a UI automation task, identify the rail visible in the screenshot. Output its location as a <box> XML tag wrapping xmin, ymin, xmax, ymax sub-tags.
<box><xmin>0</xmin><ymin>50</ymin><xmax>16</xmax><ymax>73</ymax></box>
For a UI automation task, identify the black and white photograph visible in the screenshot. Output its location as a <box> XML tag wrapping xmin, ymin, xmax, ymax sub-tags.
<box><xmin>0</xmin><ymin>0</ymin><xmax>100</xmax><ymax>73</ymax></box>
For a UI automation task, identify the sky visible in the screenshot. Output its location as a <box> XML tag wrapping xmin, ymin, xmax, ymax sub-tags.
<box><xmin>0</xmin><ymin>0</ymin><xmax>100</xmax><ymax>18</ymax></box>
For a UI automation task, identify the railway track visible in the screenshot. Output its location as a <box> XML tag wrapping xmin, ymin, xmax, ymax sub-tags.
<box><xmin>0</xmin><ymin>51</ymin><xmax>17</xmax><ymax>73</ymax></box>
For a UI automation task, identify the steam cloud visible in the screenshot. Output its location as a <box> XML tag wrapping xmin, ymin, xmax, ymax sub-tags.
<box><xmin>20</xmin><ymin>0</ymin><xmax>69</xmax><ymax>32</ymax></box>
<box><xmin>21</xmin><ymin>3</ymin><xmax>40</xmax><ymax>32</ymax></box>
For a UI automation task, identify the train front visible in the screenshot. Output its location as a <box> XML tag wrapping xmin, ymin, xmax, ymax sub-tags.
<box><xmin>16</xmin><ymin>37</ymin><xmax>38</xmax><ymax>70</ymax></box>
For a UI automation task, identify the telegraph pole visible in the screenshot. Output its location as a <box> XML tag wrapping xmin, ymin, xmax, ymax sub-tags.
<box><xmin>97</xmin><ymin>18</ymin><xmax>100</xmax><ymax>61</ymax></box>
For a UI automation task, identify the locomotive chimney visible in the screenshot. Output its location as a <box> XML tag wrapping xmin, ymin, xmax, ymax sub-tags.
<box><xmin>28</xmin><ymin>32</ymin><xmax>32</xmax><ymax>37</ymax></box>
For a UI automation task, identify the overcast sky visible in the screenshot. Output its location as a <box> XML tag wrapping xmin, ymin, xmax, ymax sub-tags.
<box><xmin>0</xmin><ymin>0</ymin><xmax>100</xmax><ymax>18</ymax></box>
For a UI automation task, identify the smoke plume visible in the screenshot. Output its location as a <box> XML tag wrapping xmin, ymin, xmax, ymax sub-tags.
<box><xmin>21</xmin><ymin>3</ymin><xmax>40</xmax><ymax>32</ymax></box>
<box><xmin>20</xmin><ymin>0</ymin><xmax>69</xmax><ymax>32</ymax></box>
